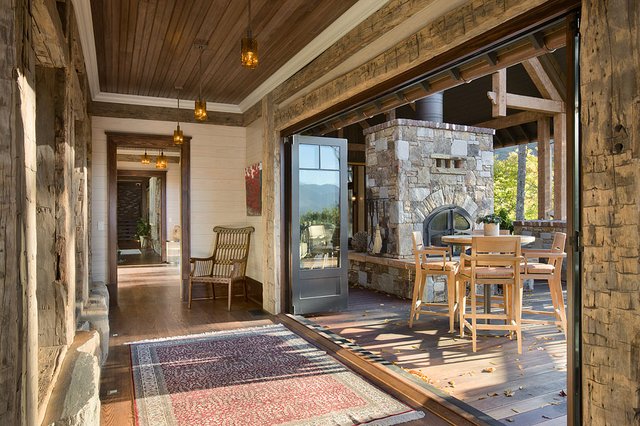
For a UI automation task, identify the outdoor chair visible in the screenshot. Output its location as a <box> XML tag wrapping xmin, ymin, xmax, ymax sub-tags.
<box><xmin>520</xmin><ymin>232</ymin><xmax>567</xmax><ymax>336</ymax></box>
<box><xmin>409</xmin><ymin>231</ymin><xmax>459</xmax><ymax>332</ymax></box>
<box><xmin>188</xmin><ymin>226</ymin><xmax>255</xmax><ymax>311</ymax></box>
<box><xmin>457</xmin><ymin>236</ymin><xmax>524</xmax><ymax>353</ymax></box>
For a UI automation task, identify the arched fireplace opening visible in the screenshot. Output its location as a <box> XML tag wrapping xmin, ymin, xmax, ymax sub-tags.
<box><xmin>423</xmin><ymin>205</ymin><xmax>472</xmax><ymax>249</ymax></box>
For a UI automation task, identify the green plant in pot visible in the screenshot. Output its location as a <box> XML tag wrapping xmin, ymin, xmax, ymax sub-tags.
<box><xmin>476</xmin><ymin>213</ymin><xmax>501</xmax><ymax>236</ymax></box>
<box><xmin>136</xmin><ymin>218</ymin><xmax>151</xmax><ymax>249</ymax></box>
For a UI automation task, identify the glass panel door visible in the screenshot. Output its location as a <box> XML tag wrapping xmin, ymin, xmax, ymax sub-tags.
<box><xmin>290</xmin><ymin>135</ymin><xmax>348</xmax><ymax>314</ymax></box>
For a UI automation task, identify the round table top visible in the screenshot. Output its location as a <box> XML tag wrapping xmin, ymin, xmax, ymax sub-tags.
<box><xmin>440</xmin><ymin>234</ymin><xmax>536</xmax><ymax>245</ymax></box>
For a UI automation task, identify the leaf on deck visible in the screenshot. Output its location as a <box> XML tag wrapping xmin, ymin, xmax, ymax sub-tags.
<box><xmin>559</xmin><ymin>389</ymin><xmax>567</xmax><ymax>397</ymax></box>
<box><xmin>504</xmin><ymin>389</ymin><xmax>515</xmax><ymax>397</ymax></box>
<box><xmin>482</xmin><ymin>367</ymin><xmax>496</xmax><ymax>373</ymax></box>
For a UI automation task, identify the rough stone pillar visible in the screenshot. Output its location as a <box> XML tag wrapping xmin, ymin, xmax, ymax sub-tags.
<box><xmin>0</xmin><ymin>0</ymin><xmax>39</xmax><ymax>423</ymax></box>
<box><xmin>261</xmin><ymin>93</ymin><xmax>281</xmax><ymax>314</ymax></box>
<box><xmin>581</xmin><ymin>1</ymin><xmax>640</xmax><ymax>424</ymax></box>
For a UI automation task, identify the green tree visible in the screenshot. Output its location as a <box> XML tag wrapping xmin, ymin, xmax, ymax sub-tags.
<box><xmin>494</xmin><ymin>147</ymin><xmax>538</xmax><ymax>221</ymax></box>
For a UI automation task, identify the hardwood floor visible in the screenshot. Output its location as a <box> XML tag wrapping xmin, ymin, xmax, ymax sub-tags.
<box><xmin>309</xmin><ymin>286</ymin><xmax>568</xmax><ymax>426</ymax></box>
<box><xmin>100</xmin><ymin>265</ymin><xmax>272</xmax><ymax>425</ymax></box>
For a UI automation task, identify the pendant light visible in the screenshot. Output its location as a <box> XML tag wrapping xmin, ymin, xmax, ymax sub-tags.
<box><xmin>241</xmin><ymin>0</ymin><xmax>258</xmax><ymax>69</ymax></box>
<box><xmin>194</xmin><ymin>44</ymin><xmax>208</xmax><ymax>121</ymax></box>
<box><xmin>174</xmin><ymin>88</ymin><xmax>184</xmax><ymax>145</ymax></box>
<box><xmin>156</xmin><ymin>150</ymin><xmax>167</xmax><ymax>169</ymax></box>
<box><xmin>140</xmin><ymin>149</ymin><xmax>151</xmax><ymax>165</ymax></box>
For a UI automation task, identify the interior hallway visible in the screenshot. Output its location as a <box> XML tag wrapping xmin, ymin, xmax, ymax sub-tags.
<box><xmin>100</xmin><ymin>265</ymin><xmax>270</xmax><ymax>425</ymax></box>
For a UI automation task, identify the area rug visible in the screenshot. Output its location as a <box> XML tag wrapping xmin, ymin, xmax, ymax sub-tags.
<box><xmin>130</xmin><ymin>324</ymin><xmax>424</xmax><ymax>426</ymax></box>
<box><xmin>119</xmin><ymin>249</ymin><xmax>142</xmax><ymax>255</ymax></box>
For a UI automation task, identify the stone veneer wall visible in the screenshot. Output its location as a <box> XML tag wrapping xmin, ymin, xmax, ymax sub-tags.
<box><xmin>513</xmin><ymin>220</ymin><xmax>568</xmax><ymax>249</ymax></box>
<box><xmin>364</xmin><ymin>119</ymin><xmax>495</xmax><ymax>258</ymax></box>
<box><xmin>348</xmin><ymin>252</ymin><xmax>446</xmax><ymax>302</ymax></box>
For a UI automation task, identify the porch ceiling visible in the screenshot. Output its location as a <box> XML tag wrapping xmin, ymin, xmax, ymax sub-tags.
<box><xmin>90</xmin><ymin>0</ymin><xmax>358</xmax><ymax>105</ymax></box>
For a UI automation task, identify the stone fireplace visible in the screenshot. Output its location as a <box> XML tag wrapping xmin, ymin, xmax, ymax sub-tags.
<box><xmin>364</xmin><ymin>119</ymin><xmax>495</xmax><ymax>258</ymax></box>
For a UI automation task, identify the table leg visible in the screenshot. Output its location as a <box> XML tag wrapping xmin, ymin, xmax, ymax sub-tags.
<box><xmin>484</xmin><ymin>285</ymin><xmax>491</xmax><ymax>324</ymax></box>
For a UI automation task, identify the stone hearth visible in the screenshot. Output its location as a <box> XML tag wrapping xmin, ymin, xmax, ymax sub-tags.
<box><xmin>364</xmin><ymin>119</ymin><xmax>495</xmax><ymax>258</ymax></box>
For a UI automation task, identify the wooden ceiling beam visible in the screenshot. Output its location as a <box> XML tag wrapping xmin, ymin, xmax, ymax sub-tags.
<box><xmin>302</xmin><ymin>25</ymin><xmax>567</xmax><ymax>135</ymax></box>
<box><xmin>537</xmin><ymin>53</ymin><xmax>567</xmax><ymax>101</ymax></box>
<box><xmin>488</xmin><ymin>92</ymin><xmax>565</xmax><ymax>114</ymax></box>
<box><xmin>491</xmin><ymin>69</ymin><xmax>507</xmax><ymax>117</ymax></box>
<box><xmin>117</xmin><ymin>154</ymin><xmax>180</xmax><ymax>164</ymax></box>
<box><xmin>89</xmin><ymin>101</ymin><xmax>244</xmax><ymax>127</ymax></box>
<box><xmin>475</xmin><ymin>111</ymin><xmax>546</xmax><ymax>129</ymax></box>
<box><xmin>522</xmin><ymin>57</ymin><xmax>563</xmax><ymax>100</ymax></box>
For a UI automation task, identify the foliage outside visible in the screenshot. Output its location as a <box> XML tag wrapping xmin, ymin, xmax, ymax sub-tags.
<box><xmin>494</xmin><ymin>147</ymin><xmax>538</xmax><ymax>222</ymax></box>
<box><xmin>136</xmin><ymin>218</ymin><xmax>151</xmax><ymax>238</ymax></box>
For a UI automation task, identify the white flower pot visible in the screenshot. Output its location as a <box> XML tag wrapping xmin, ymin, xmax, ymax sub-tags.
<box><xmin>483</xmin><ymin>223</ymin><xmax>500</xmax><ymax>236</ymax></box>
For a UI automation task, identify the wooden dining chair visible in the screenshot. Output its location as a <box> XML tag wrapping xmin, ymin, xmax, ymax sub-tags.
<box><xmin>188</xmin><ymin>226</ymin><xmax>255</xmax><ymax>310</ymax></box>
<box><xmin>457</xmin><ymin>236</ymin><xmax>524</xmax><ymax>353</ymax></box>
<box><xmin>520</xmin><ymin>232</ymin><xmax>567</xmax><ymax>335</ymax></box>
<box><xmin>409</xmin><ymin>231</ymin><xmax>459</xmax><ymax>332</ymax></box>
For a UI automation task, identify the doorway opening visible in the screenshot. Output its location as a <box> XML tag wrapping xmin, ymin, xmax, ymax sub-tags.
<box><xmin>116</xmin><ymin>169</ymin><xmax>167</xmax><ymax>266</ymax></box>
<box><xmin>283</xmin><ymin>14</ymin><xmax>580</xmax><ymax>426</ymax></box>
<box><xmin>107</xmin><ymin>133</ymin><xmax>191</xmax><ymax>306</ymax></box>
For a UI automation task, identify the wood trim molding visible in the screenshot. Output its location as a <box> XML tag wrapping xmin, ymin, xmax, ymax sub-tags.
<box><xmin>107</xmin><ymin>132</ymin><xmax>192</xmax><ymax>306</ymax></box>
<box><xmin>91</xmin><ymin>102</ymin><xmax>244</xmax><ymax>126</ymax></box>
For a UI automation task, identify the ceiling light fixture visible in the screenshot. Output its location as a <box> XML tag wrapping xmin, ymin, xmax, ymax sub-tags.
<box><xmin>141</xmin><ymin>149</ymin><xmax>151</xmax><ymax>165</ymax></box>
<box><xmin>241</xmin><ymin>0</ymin><xmax>258</xmax><ymax>69</ymax></box>
<box><xmin>156</xmin><ymin>150</ymin><xmax>167</xmax><ymax>169</ymax></box>
<box><xmin>174</xmin><ymin>87</ymin><xmax>184</xmax><ymax>145</ymax></box>
<box><xmin>194</xmin><ymin>43</ymin><xmax>208</xmax><ymax>121</ymax></box>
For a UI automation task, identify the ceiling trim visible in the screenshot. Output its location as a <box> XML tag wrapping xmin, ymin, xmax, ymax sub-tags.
<box><xmin>94</xmin><ymin>92</ymin><xmax>242</xmax><ymax>114</ymax></box>
<box><xmin>72</xmin><ymin>0</ymin><xmax>388</xmax><ymax>114</ymax></box>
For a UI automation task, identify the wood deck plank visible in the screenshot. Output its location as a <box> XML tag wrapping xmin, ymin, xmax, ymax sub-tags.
<box><xmin>309</xmin><ymin>286</ymin><xmax>568</xmax><ymax>425</ymax></box>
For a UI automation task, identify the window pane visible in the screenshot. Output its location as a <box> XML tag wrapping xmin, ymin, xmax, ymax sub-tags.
<box><xmin>429</xmin><ymin>211</ymin><xmax>449</xmax><ymax>231</ymax></box>
<box><xmin>454</xmin><ymin>213</ymin><xmax>471</xmax><ymax>230</ymax></box>
<box><xmin>320</xmin><ymin>145</ymin><xmax>340</xmax><ymax>170</ymax></box>
<box><xmin>299</xmin><ymin>169</ymin><xmax>340</xmax><ymax>269</ymax></box>
<box><xmin>299</xmin><ymin>144</ymin><xmax>319</xmax><ymax>169</ymax></box>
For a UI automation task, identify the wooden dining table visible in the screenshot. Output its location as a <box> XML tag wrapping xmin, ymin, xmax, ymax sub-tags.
<box><xmin>441</xmin><ymin>234</ymin><xmax>535</xmax><ymax>321</ymax></box>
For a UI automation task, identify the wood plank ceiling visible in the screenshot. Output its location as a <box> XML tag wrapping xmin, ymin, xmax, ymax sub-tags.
<box><xmin>91</xmin><ymin>0</ymin><xmax>358</xmax><ymax>104</ymax></box>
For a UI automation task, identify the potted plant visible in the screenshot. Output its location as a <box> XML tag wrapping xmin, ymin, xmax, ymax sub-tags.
<box><xmin>136</xmin><ymin>218</ymin><xmax>151</xmax><ymax>249</ymax></box>
<box><xmin>476</xmin><ymin>213</ymin><xmax>501</xmax><ymax>236</ymax></box>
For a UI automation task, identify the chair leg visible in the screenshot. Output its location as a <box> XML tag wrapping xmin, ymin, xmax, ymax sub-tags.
<box><xmin>188</xmin><ymin>278</ymin><xmax>193</xmax><ymax>309</ymax></box>
<box><xmin>470</xmin><ymin>285</ymin><xmax>477</xmax><ymax>352</ymax></box>
<box><xmin>515</xmin><ymin>284</ymin><xmax>523</xmax><ymax>354</ymax></box>
<box><xmin>212</xmin><ymin>282</ymin><xmax>216</xmax><ymax>299</ymax></box>
<box><xmin>460</xmin><ymin>279</ymin><xmax>466</xmax><ymax>336</ymax></box>
<box><xmin>447</xmin><ymin>270</ymin><xmax>456</xmax><ymax>333</ymax></box>
<box><xmin>408</xmin><ymin>270</ymin><xmax>423</xmax><ymax>328</ymax></box>
<box><xmin>227</xmin><ymin>281</ymin><xmax>233</xmax><ymax>311</ymax></box>
<box><xmin>550</xmin><ymin>276</ymin><xmax>568</xmax><ymax>336</ymax></box>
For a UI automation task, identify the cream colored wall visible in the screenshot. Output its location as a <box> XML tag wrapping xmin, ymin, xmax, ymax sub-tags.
<box><xmin>91</xmin><ymin>116</ymin><xmax>250</xmax><ymax>283</ymax></box>
<box><xmin>245</xmin><ymin>117</ymin><xmax>264</xmax><ymax>283</ymax></box>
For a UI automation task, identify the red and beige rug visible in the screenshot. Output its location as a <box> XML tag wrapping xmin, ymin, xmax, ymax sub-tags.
<box><xmin>130</xmin><ymin>323</ymin><xmax>424</xmax><ymax>425</ymax></box>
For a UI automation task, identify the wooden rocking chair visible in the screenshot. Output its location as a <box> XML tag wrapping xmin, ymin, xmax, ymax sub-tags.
<box><xmin>188</xmin><ymin>226</ymin><xmax>255</xmax><ymax>310</ymax></box>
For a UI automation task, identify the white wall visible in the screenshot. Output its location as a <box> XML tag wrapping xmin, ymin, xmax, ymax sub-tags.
<box><xmin>245</xmin><ymin>117</ymin><xmax>264</xmax><ymax>282</ymax></box>
<box><xmin>91</xmin><ymin>116</ymin><xmax>251</xmax><ymax>283</ymax></box>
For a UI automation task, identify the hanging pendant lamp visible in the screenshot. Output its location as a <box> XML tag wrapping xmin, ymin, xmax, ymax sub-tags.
<box><xmin>141</xmin><ymin>148</ymin><xmax>151</xmax><ymax>165</ymax></box>
<box><xmin>174</xmin><ymin>88</ymin><xmax>184</xmax><ymax>145</ymax></box>
<box><xmin>156</xmin><ymin>150</ymin><xmax>167</xmax><ymax>169</ymax></box>
<box><xmin>241</xmin><ymin>0</ymin><xmax>258</xmax><ymax>69</ymax></box>
<box><xmin>194</xmin><ymin>44</ymin><xmax>208</xmax><ymax>121</ymax></box>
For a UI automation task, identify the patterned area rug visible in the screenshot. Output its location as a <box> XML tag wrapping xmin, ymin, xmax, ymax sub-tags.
<box><xmin>130</xmin><ymin>324</ymin><xmax>424</xmax><ymax>425</ymax></box>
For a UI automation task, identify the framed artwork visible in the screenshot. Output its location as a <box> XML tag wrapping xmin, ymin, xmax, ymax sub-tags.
<box><xmin>245</xmin><ymin>162</ymin><xmax>262</xmax><ymax>216</ymax></box>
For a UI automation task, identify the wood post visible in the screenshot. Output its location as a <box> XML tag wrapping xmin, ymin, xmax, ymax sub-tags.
<box><xmin>553</xmin><ymin>113</ymin><xmax>567</xmax><ymax>220</ymax></box>
<box><xmin>261</xmin><ymin>93</ymin><xmax>282</xmax><ymax>314</ymax></box>
<box><xmin>537</xmin><ymin>118</ymin><xmax>552</xmax><ymax>219</ymax></box>
<box><xmin>491</xmin><ymin>69</ymin><xmax>507</xmax><ymax>117</ymax></box>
